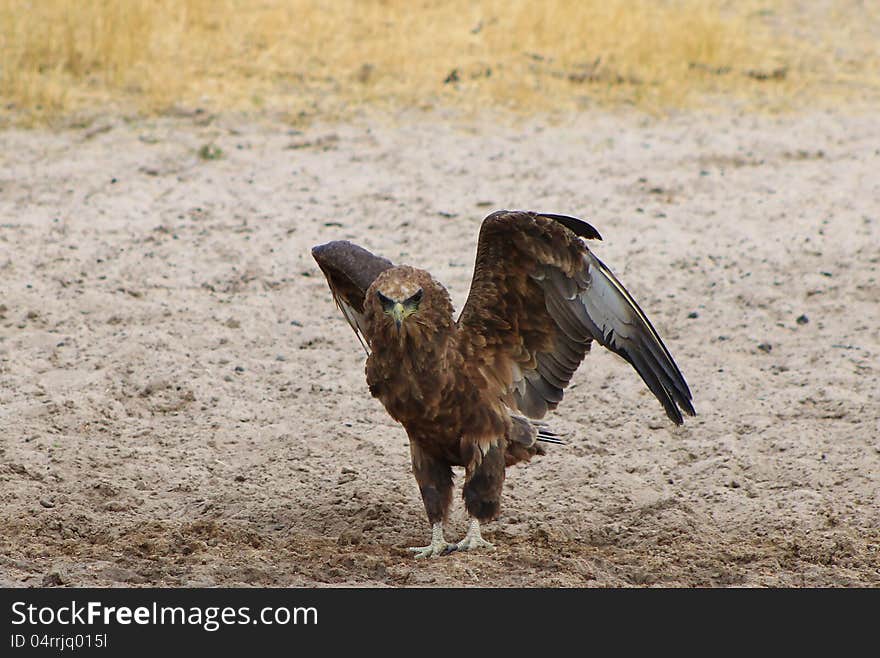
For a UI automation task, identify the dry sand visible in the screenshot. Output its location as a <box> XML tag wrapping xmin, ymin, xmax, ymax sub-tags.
<box><xmin>0</xmin><ymin>108</ymin><xmax>878</xmax><ymax>587</ymax></box>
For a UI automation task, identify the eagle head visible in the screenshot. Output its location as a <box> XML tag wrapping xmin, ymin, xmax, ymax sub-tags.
<box><xmin>366</xmin><ymin>266</ymin><xmax>453</xmax><ymax>337</ymax></box>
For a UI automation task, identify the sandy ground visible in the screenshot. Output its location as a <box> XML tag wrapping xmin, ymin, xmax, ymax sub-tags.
<box><xmin>0</xmin><ymin>107</ymin><xmax>878</xmax><ymax>587</ymax></box>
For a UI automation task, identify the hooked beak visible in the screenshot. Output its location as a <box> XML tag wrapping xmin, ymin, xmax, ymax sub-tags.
<box><xmin>391</xmin><ymin>302</ymin><xmax>405</xmax><ymax>329</ymax></box>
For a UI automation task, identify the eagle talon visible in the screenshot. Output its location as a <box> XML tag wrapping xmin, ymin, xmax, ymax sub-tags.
<box><xmin>407</xmin><ymin>542</ymin><xmax>457</xmax><ymax>559</ymax></box>
<box><xmin>455</xmin><ymin>518</ymin><xmax>495</xmax><ymax>553</ymax></box>
<box><xmin>408</xmin><ymin>522</ymin><xmax>455</xmax><ymax>558</ymax></box>
<box><xmin>455</xmin><ymin>536</ymin><xmax>494</xmax><ymax>552</ymax></box>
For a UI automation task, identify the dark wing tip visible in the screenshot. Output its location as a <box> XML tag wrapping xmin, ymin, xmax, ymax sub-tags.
<box><xmin>311</xmin><ymin>240</ymin><xmax>395</xmax><ymax>278</ymax></box>
<box><xmin>580</xmin><ymin>253</ymin><xmax>695</xmax><ymax>426</ymax></box>
<box><xmin>670</xmin><ymin>394</ymin><xmax>696</xmax><ymax>425</ymax></box>
<box><xmin>310</xmin><ymin>240</ymin><xmax>341</xmax><ymax>267</ymax></box>
<box><xmin>538</xmin><ymin>213</ymin><xmax>603</xmax><ymax>241</ymax></box>
<box><xmin>631</xmin><ymin>339</ymin><xmax>696</xmax><ymax>426</ymax></box>
<box><xmin>311</xmin><ymin>240</ymin><xmax>395</xmax><ymax>318</ymax></box>
<box><xmin>311</xmin><ymin>239</ymin><xmax>354</xmax><ymax>263</ymax></box>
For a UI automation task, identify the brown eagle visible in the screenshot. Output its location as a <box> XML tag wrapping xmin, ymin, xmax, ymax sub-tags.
<box><xmin>312</xmin><ymin>210</ymin><xmax>694</xmax><ymax>557</ymax></box>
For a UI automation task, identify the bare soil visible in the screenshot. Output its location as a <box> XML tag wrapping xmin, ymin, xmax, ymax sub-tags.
<box><xmin>0</xmin><ymin>109</ymin><xmax>878</xmax><ymax>587</ymax></box>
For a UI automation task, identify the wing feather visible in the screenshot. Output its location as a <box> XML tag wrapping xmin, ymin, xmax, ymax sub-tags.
<box><xmin>457</xmin><ymin>210</ymin><xmax>694</xmax><ymax>425</ymax></box>
<box><xmin>578</xmin><ymin>251</ymin><xmax>695</xmax><ymax>423</ymax></box>
<box><xmin>535</xmin><ymin>352</ymin><xmax>570</xmax><ymax>389</ymax></box>
<box><xmin>311</xmin><ymin>240</ymin><xmax>395</xmax><ymax>353</ymax></box>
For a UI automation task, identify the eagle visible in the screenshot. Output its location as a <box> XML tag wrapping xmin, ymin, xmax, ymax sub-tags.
<box><xmin>312</xmin><ymin>210</ymin><xmax>694</xmax><ymax>557</ymax></box>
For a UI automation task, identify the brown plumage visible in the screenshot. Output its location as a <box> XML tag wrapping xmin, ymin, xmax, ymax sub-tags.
<box><xmin>312</xmin><ymin>210</ymin><xmax>695</xmax><ymax>557</ymax></box>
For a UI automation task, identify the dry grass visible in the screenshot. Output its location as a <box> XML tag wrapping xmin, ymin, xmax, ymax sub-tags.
<box><xmin>1</xmin><ymin>0</ymin><xmax>877</xmax><ymax>124</ymax></box>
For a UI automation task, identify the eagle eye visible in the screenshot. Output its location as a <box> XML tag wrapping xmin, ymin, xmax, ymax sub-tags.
<box><xmin>405</xmin><ymin>288</ymin><xmax>423</xmax><ymax>307</ymax></box>
<box><xmin>376</xmin><ymin>290</ymin><xmax>395</xmax><ymax>311</ymax></box>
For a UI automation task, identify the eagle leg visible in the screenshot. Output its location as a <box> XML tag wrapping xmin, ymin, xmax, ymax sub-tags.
<box><xmin>456</xmin><ymin>440</ymin><xmax>503</xmax><ymax>553</ymax></box>
<box><xmin>408</xmin><ymin>522</ymin><xmax>457</xmax><ymax>559</ymax></box>
<box><xmin>408</xmin><ymin>443</ymin><xmax>456</xmax><ymax>558</ymax></box>
<box><xmin>455</xmin><ymin>518</ymin><xmax>495</xmax><ymax>553</ymax></box>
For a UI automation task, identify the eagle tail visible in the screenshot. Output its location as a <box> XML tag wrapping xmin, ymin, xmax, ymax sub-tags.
<box><xmin>535</xmin><ymin>425</ymin><xmax>565</xmax><ymax>445</ymax></box>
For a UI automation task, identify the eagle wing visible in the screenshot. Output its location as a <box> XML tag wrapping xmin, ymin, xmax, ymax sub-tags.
<box><xmin>311</xmin><ymin>240</ymin><xmax>395</xmax><ymax>353</ymax></box>
<box><xmin>456</xmin><ymin>210</ymin><xmax>695</xmax><ymax>425</ymax></box>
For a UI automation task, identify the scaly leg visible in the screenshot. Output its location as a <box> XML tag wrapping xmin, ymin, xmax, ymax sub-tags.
<box><xmin>408</xmin><ymin>442</ymin><xmax>455</xmax><ymax>558</ymax></box>
<box><xmin>456</xmin><ymin>439</ymin><xmax>503</xmax><ymax>553</ymax></box>
<box><xmin>408</xmin><ymin>522</ymin><xmax>457</xmax><ymax>559</ymax></box>
<box><xmin>455</xmin><ymin>517</ymin><xmax>495</xmax><ymax>552</ymax></box>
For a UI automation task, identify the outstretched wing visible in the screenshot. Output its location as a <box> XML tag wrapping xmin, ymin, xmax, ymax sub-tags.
<box><xmin>311</xmin><ymin>240</ymin><xmax>394</xmax><ymax>353</ymax></box>
<box><xmin>457</xmin><ymin>210</ymin><xmax>694</xmax><ymax>425</ymax></box>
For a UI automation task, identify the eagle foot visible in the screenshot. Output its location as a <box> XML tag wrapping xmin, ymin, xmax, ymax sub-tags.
<box><xmin>455</xmin><ymin>518</ymin><xmax>495</xmax><ymax>553</ymax></box>
<box><xmin>455</xmin><ymin>535</ymin><xmax>494</xmax><ymax>552</ymax></box>
<box><xmin>408</xmin><ymin>522</ymin><xmax>456</xmax><ymax>559</ymax></box>
<box><xmin>408</xmin><ymin>541</ymin><xmax>457</xmax><ymax>559</ymax></box>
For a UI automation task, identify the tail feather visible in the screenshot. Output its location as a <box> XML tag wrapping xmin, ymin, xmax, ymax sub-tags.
<box><xmin>509</xmin><ymin>414</ymin><xmax>566</xmax><ymax>448</ymax></box>
<box><xmin>536</xmin><ymin>426</ymin><xmax>566</xmax><ymax>445</ymax></box>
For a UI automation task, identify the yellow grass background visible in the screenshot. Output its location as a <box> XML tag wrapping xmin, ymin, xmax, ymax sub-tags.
<box><xmin>1</xmin><ymin>0</ymin><xmax>877</xmax><ymax>124</ymax></box>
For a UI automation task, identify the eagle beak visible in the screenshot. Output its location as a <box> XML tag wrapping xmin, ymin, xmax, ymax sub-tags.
<box><xmin>391</xmin><ymin>302</ymin><xmax>405</xmax><ymax>329</ymax></box>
